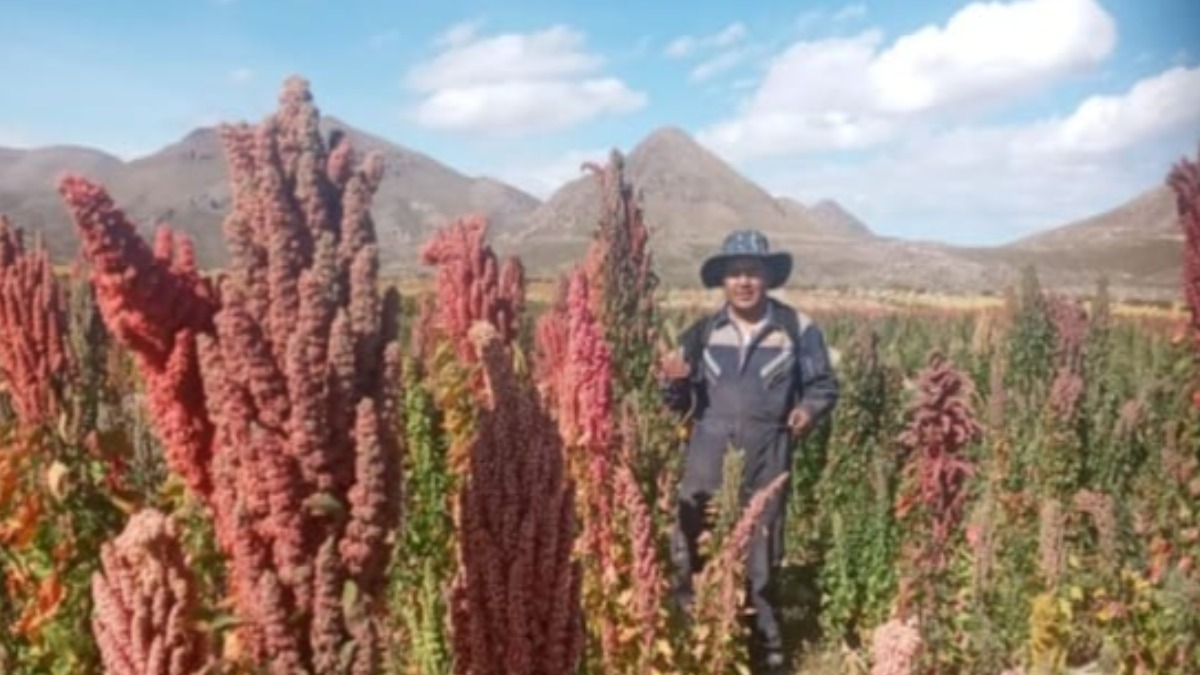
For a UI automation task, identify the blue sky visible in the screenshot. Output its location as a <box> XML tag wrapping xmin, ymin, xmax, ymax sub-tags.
<box><xmin>2</xmin><ymin>0</ymin><xmax>1198</xmax><ymax>245</ymax></box>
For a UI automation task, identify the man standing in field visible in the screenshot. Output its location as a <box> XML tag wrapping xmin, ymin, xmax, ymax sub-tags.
<box><xmin>658</xmin><ymin>229</ymin><xmax>840</xmax><ymax>672</ymax></box>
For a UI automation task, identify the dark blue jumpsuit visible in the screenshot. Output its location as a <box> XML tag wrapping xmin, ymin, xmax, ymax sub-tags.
<box><xmin>662</xmin><ymin>298</ymin><xmax>839</xmax><ymax>655</ymax></box>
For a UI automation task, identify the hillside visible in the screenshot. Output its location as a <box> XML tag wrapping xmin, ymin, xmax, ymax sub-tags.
<box><xmin>958</xmin><ymin>185</ymin><xmax>1182</xmax><ymax>297</ymax></box>
<box><xmin>1007</xmin><ymin>185</ymin><xmax>1178</xmax><ymax>249</ymax></box>
<box><xmin>0</xmin><ymin>117</ymin><xmax>541</xmax><ymax>272</ymax></box>
<box><xmin>804</xmin><ymin>199</ymin><xmax>875</xmax><ymax>238</ymax></box>
<box><xmin>500</xmin><ymin>126</ymin><xmax>1182</xmax><ymax>299</ymax></box>
<box><xmin>499</xmin><ymin>126</ymin><xmax>864</xmax><ymax>282</ymax></box>
<box><xmin>0</xmin><ymin>145</ymin><xmax>126</xmax><ymax>259</ymax></box>
<box><xmin>0</xmin><ymin>120</ymin><xmax>1186</xmax><ymax>300</ymax></box>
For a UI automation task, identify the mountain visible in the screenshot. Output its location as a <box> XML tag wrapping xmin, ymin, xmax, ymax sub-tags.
<box><xmin>956</xmin><ymin>185</ymin><xmax>1183</xmax><ymax>297</ymax></box>
<box><xmin>0</xmin><ymin>117</ymin><xmax>541</xmax><ymax>272</ymax></box>
<box><xmin>320</xmin><ymin>118</ymin><xmax>539</xmax><ymax>261</ymax></box>
<box><xmin>103</xmin><ymin>128</ymin><xmax>237</xmax><ymax>267</ymax></box>
<box><xmin>0</xmin><ymin>145</ymin><xmax>126</xmax><ymax>258</ymax></box>
<box><xmin>803</xmin><ymin>199</ymin><xmax>874</xmax><ymax>238</ymax></box>
<box><xmin>500</xmin><ymin>126</ymin><xmax>1184</xmax><ymax>299</ymax></box>
<box><xmin>1007</xmin><ymin>185</ymin><xmax>1178</xmax><ymax>249</ymax></box>
<box><xmin>0</xmin><ymin>119</ymin><xmax>1185</xmax><ymax>300</ymax></box>
<box><xmin>499</xmin><ymin>125</ymin><xmax>994</xmax><ymax>291</ymax></box>
<box><xmin>499</xmin><ymin>125</ymin><xmax>862</xmax><ymax>282</ymax></box>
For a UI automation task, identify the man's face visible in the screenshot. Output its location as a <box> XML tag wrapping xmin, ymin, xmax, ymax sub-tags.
<box><xmin>722</xmin><ymin>256</ymin><xmax>767</xmax><ymax>311</ymax></box>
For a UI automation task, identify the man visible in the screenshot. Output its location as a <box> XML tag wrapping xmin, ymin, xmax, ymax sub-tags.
<box><xmin>657</xmin><ymin>229</ymin><xmax>839</xmax><ymax>672</ymax></box>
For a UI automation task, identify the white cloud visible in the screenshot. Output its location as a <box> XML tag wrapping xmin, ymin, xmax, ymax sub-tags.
<box><xmin>631</xmin><ymin>35</ymin><xmax>655</xmax><ymax>58</ymax></box>
<box><xmin>699</xmin><ymin>0</ymin><xmax>1118</xmax><ymax>159</ymax></box>
<box><xmin>794</xmin><ymin>10</ymin><xmax>825</xmax><ymax>34</ymax></box>
<box><xmin>869</xmin><ymin>0</ymin><xmax>1115</xmax><ymax>113</ymax></box>
<box><xmin>690</xmin><ymin>48</ymin><xmax>753</xmax><ymax>82</ymax></box>
<box><xmin>412</xmin><ymin>80</ymin><xmax>644</xmax><ymax>135</ymax></box>
<box><xmin>756</xmin><ymin>135</ymin><xmax>1175</xmax><ymax>245</ymax></box>
<box><xmin>698</xmin><ymin>32</ymin><xmax>895</xmax><ymax>155</ymax></box>
<box><xmin>229</xmin><ymin>67</ymin><xmax>254</xmax><ymax>85</ymax></box>
<box><xmin>664</xmin><ymin>37</ymin><xmax>696</xmax><ymax>59</ymax></box>
<box><xmin>665</xmin><ymin>22</ymin><xmax>747</xmax><ymax>59</ymax></box>
<box><xmin>1048</xmin><ymin>65</ymin><xmax>1200</xmax><ymax>154</ymax></box>
<box><xmin>367</xmin><ymin>29</ymin><xmax>401</xmax><ymax>51</ymax></box>
<box><xmin>409</xmin><ymin>26</ymin><xmax>601</xmax><ymax>90</ymax></box>
<box><xmin>435</xmin><ymin>19</ymin><xmax>483</xmax><ymax>49</ymax></box>
<box><xmin>667</xmin><ymin>22</ymin><xmax>758</xmax><ymax>85</ymax></box>
<box><xmin>747</xmin><ymin>65</ymin><xmax>1200</xmax><ymax>244</ymax></box>
<box><xmin>405</xmin><ymin>25</ymin><xmax>646</xmax><ymax>135</ymax></box>
<box><xmin>832</xmin><ymin>3</ymin><xmax>868</xmax><ymax>22</ymax></box>
<box><xmin>746</xmin><ymin>32</ymin><xmax>882</xmax><ymax>114</ymax></box>
<box><xmin>895</xmin><ymin>65</ymin><xmax>1200</xmax><ymax>164</ymax></box>
<box><xmin>712</xmin><ymin>23</ymin><xmax>748</xmax><ymax>48</ymax></box>
<box><xmin>795</xmin><ymin>4</ymin><xmax>867</xmax><ymax>34</ymax></box>
<box><xmin>703</xmin><ymin>110</ymin><xmax>898</xmax><ymax>156</ymax></box>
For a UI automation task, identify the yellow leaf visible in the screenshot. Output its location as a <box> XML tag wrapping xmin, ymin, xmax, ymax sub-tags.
<box><xmin>655</xmin><ymin>638</ymin><xmax>675</xmax><ymax>659</ymax></box>
<box><xmin>1058</xmin><ymin>597</ymin><xmax>1073</xmax><ymax>619</ymax></box>
<box><xmin>1095</xmin><ymin>605</ymin><xmax>1117</xmax><ymax>623</ymax></box>
<box><xmin>44</xmin><ymin>461</ymin><xmax>69</xmax><ymax>501</ymax></box>
<box><xmin>107</xmin><ymin>492</ymin><xmax>139</xmax><ymax>516</ymax></box>
<box><xmin>1068</xmin><ymin>585</ymin><xmax>1084</xmax><ymax>602</ymax></box>
<box><xmin>615</xmin><ymin>588</ymin><xmax>634</xmax><ymax>608</ymax></box>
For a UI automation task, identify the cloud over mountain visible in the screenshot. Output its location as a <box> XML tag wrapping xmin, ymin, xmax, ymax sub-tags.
<box><xmin>405</xmin><ymin>24</ymin><xmax>647</xmax><ymax>136</ymax></box>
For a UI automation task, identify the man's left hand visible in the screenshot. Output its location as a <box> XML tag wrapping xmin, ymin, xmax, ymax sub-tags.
<box><xmin>787</xmin><ymin>407</ymin><xmax>811</xmax><ymax>438</ymax></box>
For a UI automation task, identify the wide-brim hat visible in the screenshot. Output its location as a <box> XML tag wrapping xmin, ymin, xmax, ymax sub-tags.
<box><xmin>700</xmin><ymin>229</ymin><xmax>793</xmax><ymax>289</ymax></box>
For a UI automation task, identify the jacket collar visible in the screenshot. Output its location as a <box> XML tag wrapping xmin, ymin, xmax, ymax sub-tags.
<box><xmin>713</xmin><ymin>297</ymin><xmax>779</xmax><ymax>329</ymax></box>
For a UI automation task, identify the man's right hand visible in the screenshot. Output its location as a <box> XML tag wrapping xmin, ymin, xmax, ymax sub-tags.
<box><xmin>656</xmin><ymin>342</ymin><xmax>691</xmax><ymax>381</ymax></box>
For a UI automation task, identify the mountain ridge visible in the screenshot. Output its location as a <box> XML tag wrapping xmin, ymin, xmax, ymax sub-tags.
<box><xmin>0</xmin><ymin>118</ymin><xmax>1186</xmax><ymax>300</ymax></box>
<box><xmin>499</xmin><ymin>125</ymin><xmax>1182</xmax><ymax>299</ymax></box>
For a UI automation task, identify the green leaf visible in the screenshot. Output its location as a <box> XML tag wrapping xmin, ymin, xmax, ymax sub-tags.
<box><xmin>342</xmin><ymin>579</ymin><xmax>362</xmax><ymax>619</ymax></box>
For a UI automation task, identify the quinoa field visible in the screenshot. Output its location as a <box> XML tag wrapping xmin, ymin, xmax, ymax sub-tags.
<box><xmin>1</xmin><ymin>78</ymin><xmax>1198</xmax><ymax>675</ymax></box>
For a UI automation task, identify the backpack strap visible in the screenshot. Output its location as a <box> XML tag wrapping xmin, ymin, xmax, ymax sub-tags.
<box><xmin>767</xmin><ymin>298</ymin><xmax>813</xmax><ymax>408</ymax></box>
<box><xmin>679</xmin><ymin>313</ymin><xmax>715</xmax><ymax>380</ymax></box>
<box><xmin>769</xmin><ymin>298</ymin><xmax>807</xmax><ymax>348</ymax></box>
